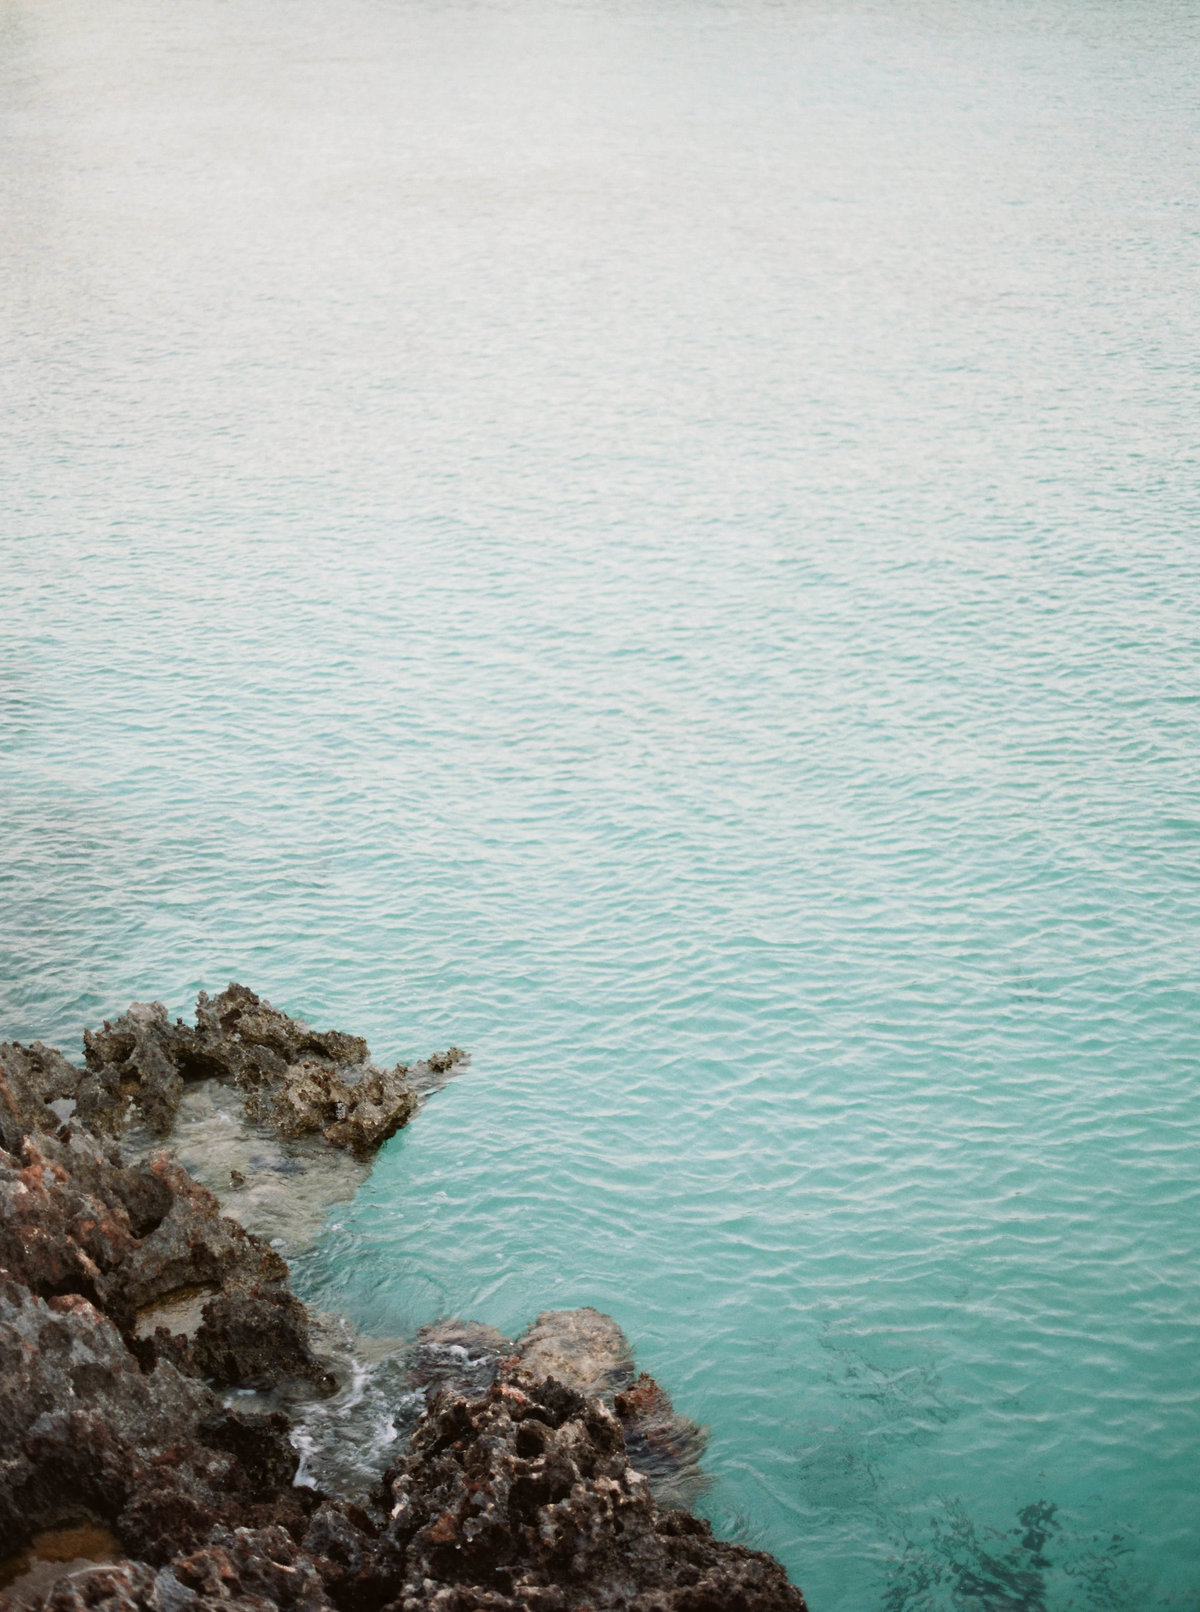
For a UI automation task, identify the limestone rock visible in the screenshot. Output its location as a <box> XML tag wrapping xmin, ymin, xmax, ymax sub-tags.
<box><xmin>508</xmin><ymin>1307</ymin><xmax>637</xmax><ymax>1397</ymax></box>
<box><xmin>0</xmin><ymin>1127</ymin><xmax>329</xmax><ymax>1395</ymax></box>
<box><xmin>75</xmin><ymin>984</ymin><xmax>464</xmax><ymax>1160</ymax></box>
<box><xmin>0</xmin><ymin>994</ymin><xmax>807</xmax><ymax>1612</ymax></box>
<box><xmin>0</xmin><ymin>1043</ymin><xmax>78</xmax><ymax>1155</ymax></box>
<box><xmin>506</xmin><ymin>1310</ymin><xmax>709</xmax><ymax>1507</ymax></box>
<box><xmin>0</xmin><ymin>1276</ymin><xmax>307</xmax><ymax>1565</ymax></box>
<box><xmin>379</xmin><ymin>1372</ymin><xmax>806</xmax><ymax>1611</ymax></box>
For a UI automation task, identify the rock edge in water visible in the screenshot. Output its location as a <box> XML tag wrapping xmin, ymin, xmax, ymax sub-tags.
<box><xmin>0</xmin><ymin>986</ymin><xmax>807</xmax><ymax>1611</ymax></box>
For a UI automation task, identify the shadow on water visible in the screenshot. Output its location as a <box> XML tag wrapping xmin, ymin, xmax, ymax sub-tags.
<box><xmin>797</xmin><ymin>1326</ymin><xmax>1148</xmax><ymax>1612</ymax></box>
<box><xmin>882</xmin><ymin>1499</ymin><xmax>1134</xmax><ymax>1612</ymax></box>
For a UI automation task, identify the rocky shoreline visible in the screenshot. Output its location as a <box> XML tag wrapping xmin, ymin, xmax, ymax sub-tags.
<box><xmin>0</xmin><ymin>987</ymin><xmax>807</xmax><ymax>1611</ymax></box>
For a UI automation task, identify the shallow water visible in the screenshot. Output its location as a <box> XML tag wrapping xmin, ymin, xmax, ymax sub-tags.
<box><xmin>3</xmin><ymin>0</ymin><xmax>1200</xmax><ymax>1605</ymax></box>
<box><xmin>127</xmin><ymin>1079</ymin><xmax>373</xmax><ymax>1248</ymax></box>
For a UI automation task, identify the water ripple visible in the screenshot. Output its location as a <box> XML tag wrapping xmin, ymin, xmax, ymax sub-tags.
<box><xmin>4</xmin><ymin>0</ymin><xmax>1200</xmax><ymax>1606</ymax></box>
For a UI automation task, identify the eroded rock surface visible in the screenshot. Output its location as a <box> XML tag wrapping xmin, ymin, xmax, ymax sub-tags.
<box><xmin>379</xmin><ymin>1372</ymin><xmax>805</xmax><ymax>1612</ymax></box>
<box><xmin>0</xmin><ymin>1274</ymin><xmax>312</xmax><ymax>1571</ymax></box>
<box><xmin>4</xmin><ymin>1376</ymin><xmax>805</xmax><ymax>1612</ymax></box>
<box><xmin>0</xmin><ymin>992</ymin><xmax>807</xmax><ymax>1612</ymax></box>
<box><xmin>504</xmin><ymin>1310</ymin><xmax>709</xmax><ymax>1508</ymax></box>
<box><xmin>0</xmin><ymin>1125</ymin><xmax>331</xmax><ymax>1393</ymax></box>
<box><xmin>76</xmin><ymin>984</ymin><xmax>465</xmax><ymax>1158</ymax></box>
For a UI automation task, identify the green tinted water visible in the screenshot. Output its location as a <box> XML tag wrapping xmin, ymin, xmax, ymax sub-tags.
<box><xmin>3</xmin><ymin>0</ymin><xmax>1199</xmax><ymax>1604</ymax></box>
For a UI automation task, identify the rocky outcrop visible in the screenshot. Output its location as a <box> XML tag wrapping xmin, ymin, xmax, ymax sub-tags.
<box><xmin>0</xmin><ymin>1274</ymin><xmax>314</xmax><ymax>1569</ymax></box>
<box><xmin>4</xmin><ymin>1375</ymin><xmax>804</xmax><ymax>1612</ymax></box>
<box><xmin>71</xmin><ymin>984</ymin><xmax>466</xmax><ymax>1158</ymax></box>
<box><xmin>379</xmin><ymin>1372</ymin><xmax>803</xmax><ymax>1612</ymax></box>
<box><xmin>0</xmin><ymin>1043</ymin><xmax>79</xmax><ymax>1155</ymax></box>
<box><xmin>0</xmin><ymin>990</ymin><xmax>807</xmax><ymax>1612</ymax></box>
<box><xmin>0</xmin><ymin>1123</ymin><xmax>332</xmax><ymax>1393</ymax></box>
<box><xmin>502</xmin><ymin>1310</ymin><xmax>709</xmax><ymax>1510</ymax></box>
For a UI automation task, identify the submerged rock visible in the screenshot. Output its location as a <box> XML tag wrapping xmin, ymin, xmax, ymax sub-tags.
<box><xmin>614</xmin><ymin>1374</ymin><xmax>711</xmax><ymax>1513</ymax></box>
<box><xmin>0</xmin><ymin>1524</ymin><xmax>123</xmax><ymax>1607</ymax></box>
<box><xmin>405</xmin><ymin>1318</ymin><xmax>515</xmax><ymax>1401</ymax></box>
<box><xmin>508</xmin><ymin>1306</ymin><xmax>637</xmax><ymax>1397</ymax></box>
<box><xmin>0</xmin><ymin>990</ymin><xmax>807</xmax><ymax>1611</ymax></box>
<box><xmin>289</xmin><ymin>1313</ymin><xmax>709</xmax><ymax>1511</ymax></box>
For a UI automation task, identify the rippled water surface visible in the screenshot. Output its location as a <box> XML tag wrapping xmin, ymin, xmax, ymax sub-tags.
<box><xmin>4</xmin><ymin>0</ymin><xmax>1200</xmax><ymax>1604</ymax></box>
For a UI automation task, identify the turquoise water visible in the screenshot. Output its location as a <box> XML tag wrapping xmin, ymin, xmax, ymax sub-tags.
<box><xmin>3</xmin><ymin>0</ymin><xmax>1200</xmax><ymax>1604</ymax></box>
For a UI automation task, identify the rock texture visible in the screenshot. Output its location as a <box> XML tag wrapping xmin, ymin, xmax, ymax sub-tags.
<box><xmin>0</xmin><ymin>991</ymin><xmax>807</xmax><ymax>1612</ymax></box>
<box><xmin>379</xmin><ymin>1371</ymin><xmax>803</xmax><ymax>1612</ymax></box>
<box><xmin>0</xmin><ymin>1276</ymin><xmax>311</xmax><ymax>1570</ymax></box>
<box><xmin>0</xmin><ymin>1122</ymin><xmax>331</xmax><ymax>1394</ymax></box>
<box><xmin>503</xmin><ymin>1311</ymin><xmax>709</xmax><ymax>1510</ymax></box>
<box><xmin>75</xmin><ymin>984</ymin><xmax>465</xmax><ymax>1158</ymax></box>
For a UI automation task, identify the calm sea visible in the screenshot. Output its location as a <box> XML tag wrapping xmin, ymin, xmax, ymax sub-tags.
<box><xmin>3</xmin><ymin>0</ymin><xmax>1199</xmax><ymax>1604</ymax></box>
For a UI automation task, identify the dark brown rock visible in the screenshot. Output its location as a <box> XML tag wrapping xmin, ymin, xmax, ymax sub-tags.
<box><xmin>0</xmin><ymin>1276</ymin><xmax>307</xmax><ymax>1564</ymax></box>
<box><xmin>377</xmin><ymin>1373</ymin><xmax>806</xmax><ymax>1611</ymax></box>
<box><xmin>505</xmin><ymin>1311</ymin><xmax>708</xmax><ymax>1508</ymax></box>
<box><xmin>0</xmin><ymin>993</ymin><xmax>807</xmax><ymax>1612</ymax></box>
<box><xmin>0</xmin><ymin>1044</ymin><xmax>76</xmax><ymax>1155</ymax></box>
<box><xmin>184</xmin><ymin>1286</ymin><xmax>336</xmax><ymax>1395</ymax></box>
<box><xmin>0</xmin><ymin>1129</ymin><xmax>327</xmax><ymax>1396</ymax></box>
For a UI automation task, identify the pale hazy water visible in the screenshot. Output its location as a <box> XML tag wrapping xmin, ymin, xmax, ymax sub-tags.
<box><xmin>3</xmin><ymin>0</ymin><xmax>1200</xmax><ymax>1604</ymax></box>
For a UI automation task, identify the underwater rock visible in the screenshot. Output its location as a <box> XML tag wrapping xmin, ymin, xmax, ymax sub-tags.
<box><xmin>405</xmin><ymin>1318</ymin><xmax>515</xmax><ymax>1400</ymax></box>
<box><xmin>614</xmin><ymin>1374</ymin><xmax>711</xmax><ymax>1513</ymax></box>
<box><xmin>288</xmin><ymin>1313</ymin><xmax>709</xmax><ymax>1512</ymax></box>
<box><xmin>508</xmin><ymin>1306</ymin><xmax>636</xmax><ymax>1397</ymax></box>
<box><xmin>0</xmin><ymin>1524</ymin><xmax>123</xmax><ymax>1608</ymax></box>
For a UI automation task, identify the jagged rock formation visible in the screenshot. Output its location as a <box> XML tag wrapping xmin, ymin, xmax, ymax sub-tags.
<box><xmin>0</xmin><ymin>1122</ymin><xmax>332</xmax><ymax>1394</ymax></box>
<box><xmin>75</xmin><ymin>984</ymin><xmax>465</xmax><ymax>1158</ymax></box>
<box><xmin>388</xmin><ymin>1310</ymin><xmax>709</xmax><ymax>1512</ymax></box>
<box><xmin>378</xmin><ymin>1372</ymin><xmax>802</xmax><ymax>1612</ymax></box>
<box><xmin>0</xmin><ymin>990</ymin><xmax>807</xmax><ymax>1611</ymax></box>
